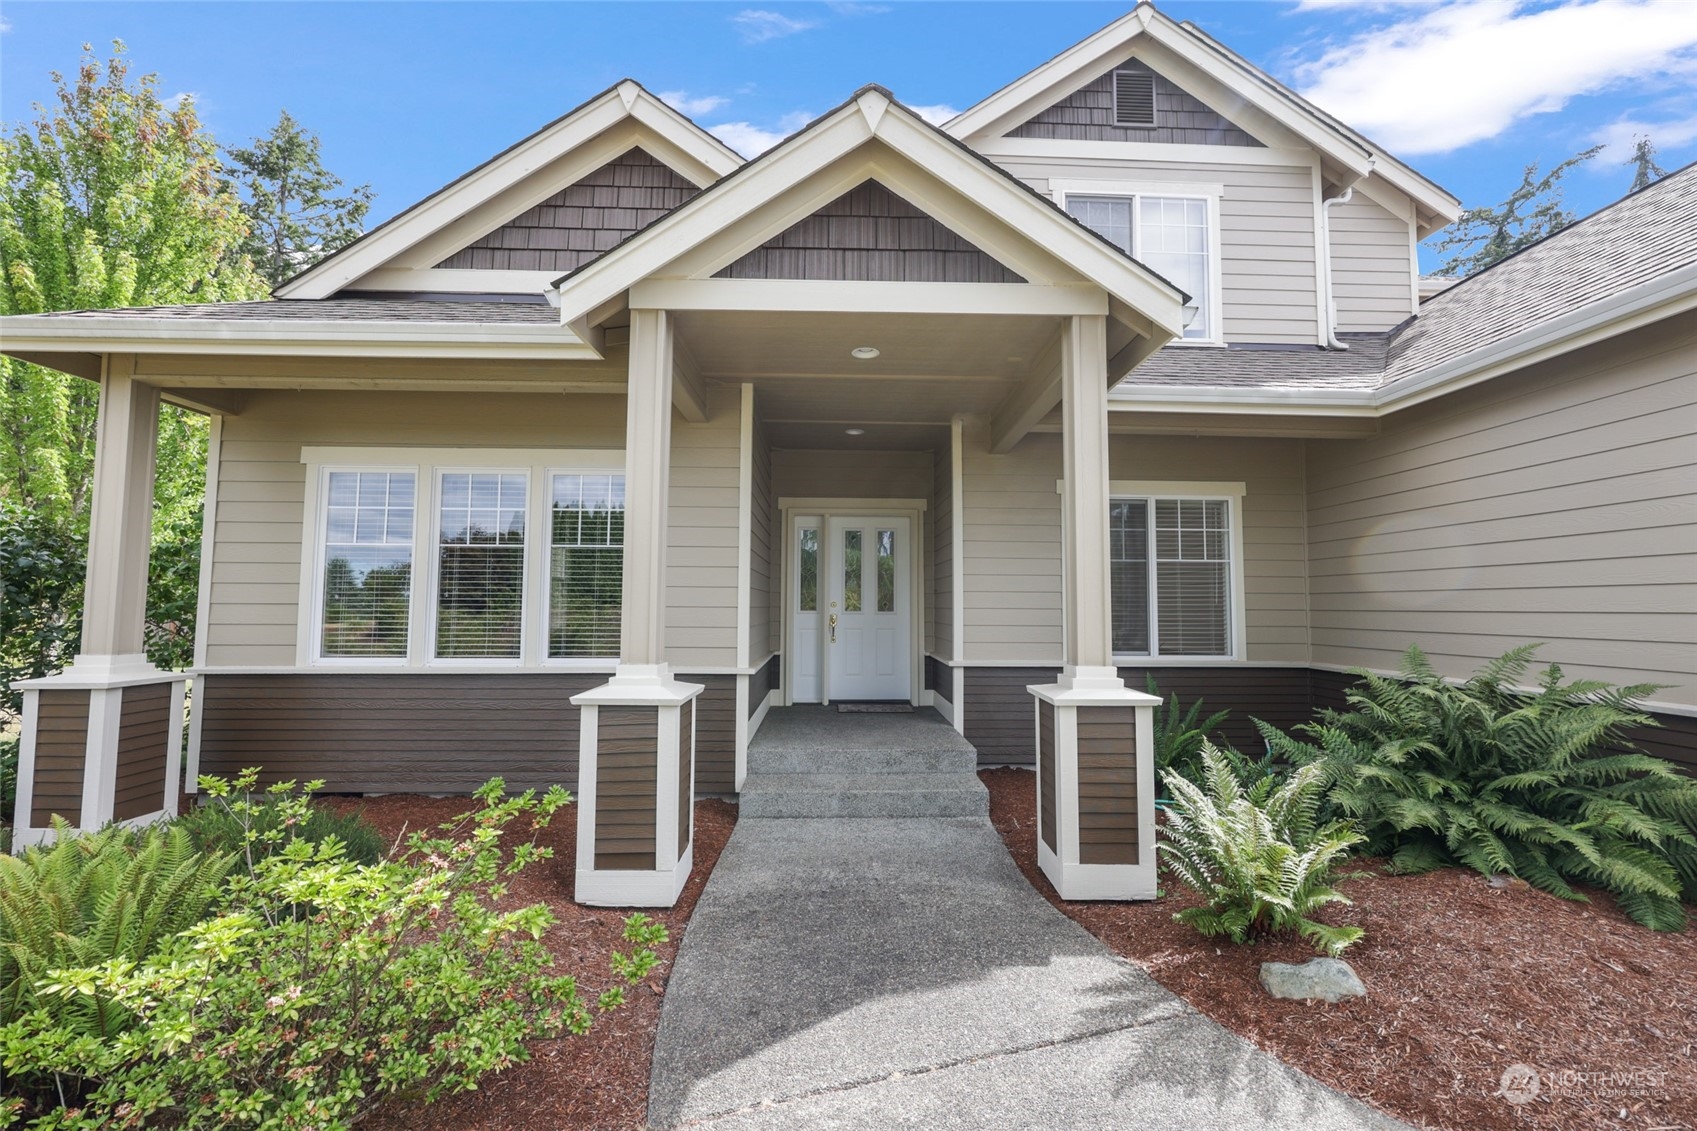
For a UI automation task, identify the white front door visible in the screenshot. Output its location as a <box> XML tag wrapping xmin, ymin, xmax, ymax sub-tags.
<box><xmin>788</xmin><ymin>513</ymin><xmax>913</xmax><ymax>703</ymax></box>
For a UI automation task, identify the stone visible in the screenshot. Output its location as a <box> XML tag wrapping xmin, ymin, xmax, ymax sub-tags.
<box><xmin>1259</xmin><ymin>957</ymin><xmax>1367</xmax><ymax>1003</ymax></box>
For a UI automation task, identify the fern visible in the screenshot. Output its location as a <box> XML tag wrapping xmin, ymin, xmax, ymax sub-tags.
<box><xmin>1158</xmin><ymin>743</ymin><xmax>1365</xmax><ymax>956</ymax></box>
<box><xmin>0</xmin><ymin>822</ymin><xmax>234</xmax><ymax>1038</ymax></box>
<box><xmin>1258</xmin><ymin>644</ymin><xmax>1697</xmax><ymax>931</ymax></box>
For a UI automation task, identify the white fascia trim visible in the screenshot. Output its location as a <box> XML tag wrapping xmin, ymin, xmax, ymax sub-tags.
<box><xmin>1108</xmin><ymin>386</ymin><xmax>1379</xmax><ymax>415</ymax></box>
<box><xmin>554</xmin><ymin>92</ymin><xmax>1187</xmax><ymax>340</ymax></box>
<box><xmin>0</xmin><ymin>317</ymin><xmax>595</xmax><ymax>359</ymax></box>
<box><xmin>278</xmin><ymin>83</ymin><xmax>740</xmax><ymax>301</ymax></box>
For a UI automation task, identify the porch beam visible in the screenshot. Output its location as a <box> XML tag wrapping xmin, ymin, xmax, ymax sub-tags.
<box><xmin>671</xmin><ymin>332</ymin><xmax>710</xmax><ymax>424</ymax></box>
<box><xmin>628</xmin><ymin>278</ymin><xmax>1108</xmax><ymax>318</ymax></box>
<box><xmin>989</xmin><ymin>332</ymin><xmax>1063</xmax><ymax>455</ymax></box>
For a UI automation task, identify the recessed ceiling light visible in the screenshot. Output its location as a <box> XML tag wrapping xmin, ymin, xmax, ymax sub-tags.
<box><xmin>845</xmin><ymin>428</ymin><xmax>866</xmax><ymax>436</ymax></box>
<box><xmin>850</xmin><ymin>346</ymin><xmax>881</xmax><ymax>360</ymax></box>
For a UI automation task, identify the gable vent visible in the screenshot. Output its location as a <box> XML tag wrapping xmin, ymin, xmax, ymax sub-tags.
<box><xmin>1112</xmin><ymin>70</ymin><xmax>1157</xmax><ymax>127</ymax></box>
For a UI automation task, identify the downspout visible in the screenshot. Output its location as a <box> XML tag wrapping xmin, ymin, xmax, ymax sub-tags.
<box><xmin>1317</xmin><ymin>184</ymin><xmax>1354</xmax><ymax>350</ymax></box>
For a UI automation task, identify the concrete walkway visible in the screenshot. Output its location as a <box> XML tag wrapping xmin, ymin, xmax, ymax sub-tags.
<box><xmin>648</xmin><ymin>709</ymin><xmax>1404</xmax><ymax>1130</ymax></box>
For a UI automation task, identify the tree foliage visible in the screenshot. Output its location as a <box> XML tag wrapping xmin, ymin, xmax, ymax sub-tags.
<box><xmin>227</xmin><ymin>110</ymin><xmax>372</xmax><ymax>287</ymax></box>
<box><xmin>1426</xmin><ymin>146</ymin><xmax>1602</xmax><ymax>278</ymax></box>
<box><xmin>1624</xmin><ymin>134</ymin><xmax>1669</xmax><ymax>193</ymax></box>
<box><xmin>0</xmin><ymin>43</ymin><xmax>267</xmax><ymax>700</ymax></box>
<box><xmin>1259</xmin><ymin>645</ymin><xmax>1697</xmax><ymax>932</ymax></box>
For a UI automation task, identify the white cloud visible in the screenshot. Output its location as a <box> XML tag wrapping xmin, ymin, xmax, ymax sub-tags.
<box><xmin>906</xmin><ymin>103</ymin><xmax>960</xmax><ymax>127</ymax></box>
<box><xmin>828</xmin><ymin>2</ymin><xmax>892</xmax><ymax>14</ymax></box>
<box><xmin>0</xmin><ymin>15</ymin><xmax>13</xmax><ymax>32</ymax></box>
<box><xmin>659</xmin><ymin>90</ymin><xmax>731</xmax><ymax>118</ymax></box>
<box><xmin>162</xmin><ymin>91</ymin><xmax>199</xmax><ymax>112</ymax></box>
<box><xmin>1292</xmin><ymin>0</ymin><xmax>1697</xmax><ymax>155</ymax></box>
<box><xmin>709</xmin><ymin>111</ymin><xmax>814</xmax><ymax>157</ymax></box>
<box><xmin>732</xmin><ymin>9</ymin><xmax>818</xmax><ymax>43</ymax></box>
<box><xmin>1593</xmin><ymin>111</ymin><xmax>1697</xmax><ymax>153</ymax></box>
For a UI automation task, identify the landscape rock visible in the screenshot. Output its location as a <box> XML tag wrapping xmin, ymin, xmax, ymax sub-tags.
<box><xmin>1259</xmin><ymin>957</ymin><xmax>1367</xmax><ymax>1003</ymax></box>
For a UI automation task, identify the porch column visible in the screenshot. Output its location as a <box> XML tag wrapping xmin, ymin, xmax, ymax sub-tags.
<box><xmin>11</xmin><ymin>357</ymin><xmax>187</xmax><ymax>849</ymax></box>
<box><xmin>1029</xmin><ymin>315</ymin><xmax>1159</xmax><ymax>900</ymax></box>
<box><xmin>572</xmin><ymin>309</ymin><xmax>702</xmax><ymax>906</ymax></box>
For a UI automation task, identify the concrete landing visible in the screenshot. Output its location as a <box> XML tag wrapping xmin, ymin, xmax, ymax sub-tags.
<box><xmin>647</xmin><ymin>815</ymin><xmax>1408</xmax><ymax>1130</ymax></box>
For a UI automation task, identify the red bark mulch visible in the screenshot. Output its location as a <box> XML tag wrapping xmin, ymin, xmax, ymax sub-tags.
<box><xmin>322</xmin><ymin>793</ymin><xmax>738</xmax><ymax>1131</ymax></box>
<box><xmin>981</xmin><ymin>768</ymin><xmax>1697</xmax><ymax>1131</ymax></box>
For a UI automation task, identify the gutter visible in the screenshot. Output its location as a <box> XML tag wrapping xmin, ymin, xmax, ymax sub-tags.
<box><xmin>1316</xmin><ymin>173</ymin><xmax>1366</xmax><ymax>351</ymax></box>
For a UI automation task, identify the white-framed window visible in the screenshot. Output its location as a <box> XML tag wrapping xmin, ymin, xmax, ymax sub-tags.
<box><xmin>299</xmin><ymin>448</ymin><xmax>624</xmax><ymax>668</ymax></box>
<box><xmin>1052</xmin><ymin>180</ymin><xmax>1223</xmax><ymax>344</ymax></box>
<box><xmin>1107</xmin><ymin>481</ymin><xmax>1245</xmax><ymax>661</ymax></box>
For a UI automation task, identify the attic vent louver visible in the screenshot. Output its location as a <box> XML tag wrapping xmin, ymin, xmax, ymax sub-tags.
<box><xmin>1113</xmin><ymin>70</ymin><xmax>1157</xmax><ymax>127</ymax></box>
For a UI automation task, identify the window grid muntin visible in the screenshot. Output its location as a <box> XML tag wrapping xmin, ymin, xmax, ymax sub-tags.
<box><xmin>320</xmin><ymin>469</ymin><xmax>416</xmax><ymax>659</ymax></box>
<box><xmin>1065</xmin><ymin>191</ymin><xmax>1214</xmax><ymax>342</ymax></box>
<box><xmin>548</xmin><ymin>472</ymin><xmax>624</xmax><ymax>660</ymax></box>
<box><xmin>1110</xmin><ymin>496</ymin><xmax>1234</xmax><ymax>660</ymax></box>
<box><xmin>435</xmin><ymin>471</ymin><xmax>528</xmax><ymax>659</ymax></box>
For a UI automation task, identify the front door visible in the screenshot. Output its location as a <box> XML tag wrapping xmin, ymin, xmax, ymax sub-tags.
<box><xmin>788</xmin><ymin>513</ymin><xmax>912</xmax><ymax>703</ymax></box>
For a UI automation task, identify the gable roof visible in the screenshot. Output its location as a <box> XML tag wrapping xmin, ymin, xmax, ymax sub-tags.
<box><xmin>946</xmin><ymin>2</ymin><xmax>1460</xmax><ymax>234</ymax></box>
<box><xmin>1115</xmin><ymin>163</ymin><xmax>1697</xmax><ymax>410</ymax></box>
<box><xmin>549</xmin><ymin>86</ymin><xmax>1190</xmax><ymax>352</ymax></box>
<box><xmin>274</xmin><ymin>80</ymin><xmax>742</xmax><ymax>300</ymax></box>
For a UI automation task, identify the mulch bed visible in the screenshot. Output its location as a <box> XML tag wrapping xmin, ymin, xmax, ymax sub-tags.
<box><xmin>321</xmin><ymin>793</ymin><xmax>738</xmax><ymax>1131</ymax></box>
<box><xmin>981</xmin><ymin>768</ymin><xmax>1697</xmax><ymax>1131</ymax></box>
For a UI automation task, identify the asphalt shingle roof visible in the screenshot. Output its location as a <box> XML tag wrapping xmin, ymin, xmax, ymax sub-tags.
<box><xmin>37</xmin><ymin>298</ymin><xmax>561</xmax><ymax>325</ymax></box>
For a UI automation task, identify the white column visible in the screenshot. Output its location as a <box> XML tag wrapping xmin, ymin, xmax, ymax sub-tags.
<box><xmin>77</xmin><ymin>356</ymin><xmax>163</xmax><ymax>677</ymax></box>
<box><xmin>1029</xmin><ymin>315</ymin><xmax>1158</xmax><ymax>900</ymax></box>
<box><xmin>618</xmin><ymin>307</ymin><xmax>673</xmax><ymax>675</ymax></box>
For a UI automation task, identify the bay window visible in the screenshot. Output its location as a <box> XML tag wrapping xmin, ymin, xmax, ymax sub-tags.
<box><xmin>303</xmin><ymin>449</ymin><xmax>624</xmax><ymax>666</ymax></box>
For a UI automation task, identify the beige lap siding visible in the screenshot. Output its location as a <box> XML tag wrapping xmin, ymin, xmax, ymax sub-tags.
<box><xmin>595</xmin><ymin>706</ymin><xmax>659</xmax><ymax>871</ymax></box>
<box><xmin>30</xmin><ymin>690</ymin><xmax>89</xmax><ymax>827</ymax></box>
<box><xmin>748</xmin><ymin>409</ymin><xmax>774</xmax><ymax>665</ymax></box>
<box><xmin>1307</xmin><ymin>311</ymin><xmax>1697</xmax><ymax>703</ymax></box>
<box><xmin>998</xmin><ymin>158</ymin><xmax>1321</xmax><ymax>344</ymax></box>
<box><xmin>1329</xmin><ymin>194</ymin><xmax>1417</xmax><ymax>333</ymax></box>
<box><xmin>202</xmin><ymin>386</ymin><xmax>744</xmax><ymax>670</ymax></box>
<box><xmin>113</xmin><ymin>683</ymin><xmax>173</xmax><ymax>821</ymax></box>
<box><xmin>959</xmin><ymin>424</ymin><xmax>1309</xmax><ymax>665</ymax></box>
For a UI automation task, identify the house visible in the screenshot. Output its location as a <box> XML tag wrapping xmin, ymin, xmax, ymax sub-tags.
<box><xmin>5</xmin><ymin>3</ymin><xmax>1694</xmax><ymax>908</ymax></box>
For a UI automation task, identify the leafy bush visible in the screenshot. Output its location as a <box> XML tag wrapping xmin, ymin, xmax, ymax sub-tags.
<box><xmin>1</xmin><ymin>774</ymin><xmax>663</xmax><ymax>1130</ymax></box>
<box><xmin>1159</xmin><ymin>742</ymin><xmax>1366</xmax><ymax>956</ymax></box>
<box><xmin>1</xmin><ymin>732</ymin><xmax>17</xmax><ymax>826</ymax></box>
<box><xmin>1260</xmin><ymin>645</ymin><xmax>1697</xmax><ymax>931</ymax></box>
<box><xmin>1146</xmin><ymin>676</ymin><xmax>1232</xmax><ymax>794</ymax></box>
<box><xmin>174</xmin><ymin>786</ymin><xmax>388</xmax><ymax>872</ymax></box>
<box><xmin>0</xmin><ymin>822</ymin><xmax>234</xmax><ymax>1040</ymax></box>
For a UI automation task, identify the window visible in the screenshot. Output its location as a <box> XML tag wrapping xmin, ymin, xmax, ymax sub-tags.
<box><xmin>304</xmin><ymin>451</ymin><xmax>623</xmax><ymax>666</ymax></box>
<box><xmin>320</xmin><ymin>470</ymin><xmax>415</xmax><ymax>658</ymax></box>
<box><xmin>1062</xmin><ymin>188</ymin><xmax>1217</xmax><ymax>342</ymax></box>
<box><xmin>1109</xmin><ymin>494</ymin><xmax>1238</xmax><ymax>659</ymax></box>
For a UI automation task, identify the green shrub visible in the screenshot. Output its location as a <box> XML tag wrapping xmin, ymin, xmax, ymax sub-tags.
<box><xmin>1260</xmin><ymin>645</ymin><xmax>1697</xmax><ymax>931</ymax></box>
<box><xmin>0</xmin><ymin>773</ymin><xmax>662</xmax><ymax>1130</ymax></box>
<box><xmin>1</xmin><ymin>732</ymin><xmax>16</xmax><ymax>826</ymax></box>
<box><xmin>1146</xmin><ymin>676</ymin><xmax>1233</xmax><ymax>794</ymax></box>
<box><xmin>174</xmin><ymin>787</ymin><xmax>388</xmax><ymax>871</ymax></box>
<box><xmin>0</xmin><ymin>822</ymin><xmax>234</xmax><ymax>1040</ymax></box>
<box><xmin>1160</xmin><ymin>742</ymin><xmax>1366</xmax><ymax>956</ymax></box>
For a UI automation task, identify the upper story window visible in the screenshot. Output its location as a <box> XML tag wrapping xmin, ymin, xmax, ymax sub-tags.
<box><xmin>1059</xmin><ymin>185</ymin><xmax>1220</xmax><ymax>343</ymax></box>
<box><xmin>302</xmin><ymin>449</ymin><xmax>624</xmax><ymax>667</ymax></box>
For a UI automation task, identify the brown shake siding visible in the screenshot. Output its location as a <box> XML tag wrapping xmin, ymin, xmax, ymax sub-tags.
<box><xmin>690</xmin><ymin>675</ymin><xmax>736</xmax><ymax>794</ymax></box>
<box><xmin>715</xmin><ymin>180</ymin><xmax>1025</xmax><ymax>283</ymax></box>
<box><xmin>195</xmin><ymin>673</ymin><xmax>596</xmax><ymax>794</ymax></box>
<box><xmin>1009</xmin><ymin>59</ymin><xmax>1262</xmax><ymax>147</ymax></box>
<box><xmin>1076</xmin><ymin>706</ymin><xmax>1138</xmax><ymax>866</ymax></box>
<box><xmin>30</xmin><ymin>689</ymin><xmax>89</xmax><ymax>827</ymax></box>
<box><xmin>595</xmin><ymin>706</ymin><xmax>659</xmax><ymax>871</ymax></box>
<box><xmin>1038</xmin><ymin>699</ymin><xmax>1057</xmax><ymax>854</ymax></box>
<box><xmin>113</xmin><ymin>682</ymin><xmax>173</xmax><ymax>821</ymax></box>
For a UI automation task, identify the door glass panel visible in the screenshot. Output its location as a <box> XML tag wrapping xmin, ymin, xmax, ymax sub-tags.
<box><xmin>876</xmin><ymin>529</ymin><xmax>895</xmax><ymax>612</ymax></box>
<box><xmin>842</xmin><ymin>528</ymin><xmax>862</xmax><ymax>612</ymax></box>
<box><xmin>798</xmin><ymin>527</ymin><xmax>818</xmax><ymax>612</ymax></box>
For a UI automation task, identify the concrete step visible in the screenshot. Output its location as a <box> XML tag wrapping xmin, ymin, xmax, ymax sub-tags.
<box><xmin>739</xmin><ymin>772</ymin><xmax>989</xmax><ymax>819</ymax></box>
<box><xmin>748</xmin><ymin>745</ymin><xmax>978</xmax><ymax>775</ymax></box>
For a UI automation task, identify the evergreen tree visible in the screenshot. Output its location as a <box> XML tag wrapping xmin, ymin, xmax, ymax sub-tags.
<box><xmin>0</xmin><ymin>42</ymin><xmax>265</xmax><ymax>691</ymax></box>
<box><xmin>1426</xmin><ymin>145</ymin><xmax>1602</xmax><ymax>279</ymax></box>
<box><xmin>1625</xmin><ymin>134</ymin><xmax>1669</xmax><ymax>193</ymax></box>
<box><xmin>227</xmin><ymin>111</ymin><xmax>372</xmax><ymax>287</ymax></box>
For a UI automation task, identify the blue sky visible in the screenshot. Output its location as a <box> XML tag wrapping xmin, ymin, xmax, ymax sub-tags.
<box><xmin>4</xmin><ymin>1</ymin><xmax>1696</xmax><ymax>272</ymax></box>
